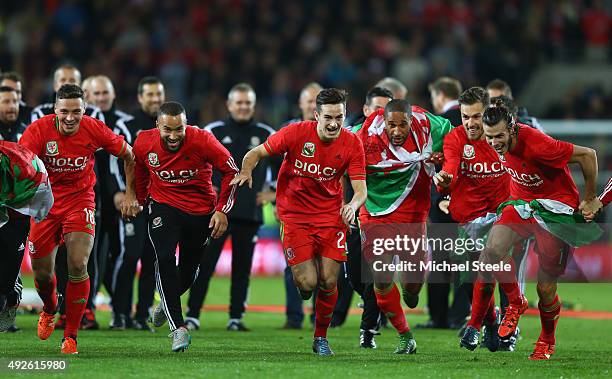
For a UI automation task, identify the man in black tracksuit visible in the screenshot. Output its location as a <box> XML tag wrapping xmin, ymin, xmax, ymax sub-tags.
<box><xmin>108</xmin><ymin>77</ymin><xmax>163</xmax><ymax>331</ymax></box>
<box><xmin>0</xmin><ymin>86</ymin><xmax>28</xmax><ymax>332</ymax></box>
<box><xmin>185</xmin><ymin>83</ymin><xmax>275</xmax><ymax>331</ymax></box>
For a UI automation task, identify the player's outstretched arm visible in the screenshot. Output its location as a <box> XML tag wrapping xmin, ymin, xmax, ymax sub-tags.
<box><xmin>341</xmin><ymin>179</ymin><xmax>367</xmax><ymax>226</ymax></box>
<box><xmin>231</xmin><ymin>144</ymin><xmax>270</xmax><ymax>188</ymax></box>
<box><xmin>569</xmin><ymin>145</ymin><xmax>599</xmax><ymax>220</ymax></box>
<box><xmin>116</xmin><ymin>143</ymin><xmax>141</xmax><ymax>219</ymax></box>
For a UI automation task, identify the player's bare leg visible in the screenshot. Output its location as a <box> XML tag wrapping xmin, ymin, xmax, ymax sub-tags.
<box><xmin>61</xmin><ymin>232</ymin><xmax>94</xmax><ymax>354</ymax></box>
<box><xmin>290</xmin><ymin>259</ymin><xmax>318</xmax><ymax>300</ymax></box>
<box><xmin>529</xmin><ymin>269</ymin><xmax>561</xmax><ymax>360</ymax></box>
<box><xmin>32</xmin><ymin>248</ymin><xmax>59</xmax><ymax>340</ymax></box>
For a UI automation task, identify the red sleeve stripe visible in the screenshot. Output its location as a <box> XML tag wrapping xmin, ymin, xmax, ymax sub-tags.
<box><xmin>263</xmin><ymin>142</ymin><xmax>274</xmax><ymax>155</ymax></box>
<box><xmin>349</xmin><ymin>174</ymin><xmax>366</xmax><ymax>180</ymax></box>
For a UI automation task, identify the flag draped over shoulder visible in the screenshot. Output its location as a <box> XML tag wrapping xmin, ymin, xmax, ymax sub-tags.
<box><xmin>356</xmin><ymin>106</ymin><xmax>450</xmax><ymax>216</ymax></box>
<box><xmin>0</xmin><ymin>142</ymin><xmax>54</xmax><ymax>227</ymax></box>
<box><xmin>497</xmin><ymin>199</ymin><xmax>603</xmax><ymax>247</ymax></box>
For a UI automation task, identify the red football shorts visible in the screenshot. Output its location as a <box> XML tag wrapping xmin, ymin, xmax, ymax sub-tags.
<box><xmin>27</xmin><ymin>204</ymin><xmax>96</xmax><ymax>259</ymax></box>
<box><xmin>496</xmin><ymin>205</ymin><xmax>572</xmax><ymax>277</ymax></box>
<box><xmin>280</xmin><ymin>221</ymin><xmax>347</xmax><ymax>266</ymax></box>
<box><xmin>360</xmin><ymin>222</ymin><xmax>428</xmax><ymax>263</ymax></box>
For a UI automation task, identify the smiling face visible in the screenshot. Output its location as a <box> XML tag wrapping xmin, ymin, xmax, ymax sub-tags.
<box><xmin>384</xmin><ymin>111</ymin><xmax>411</xmax><ymax>146</ymax></box>
<box><xmin>227</xmin><ymin>90</ymin><xmax>256</xmax><ymax>122</ymax></box>
<box><xmin>157</xmin><ymin>113</ymin><xmax>187</xmax><ymax>152</ymax></box>
<box><xmin>89</xmin><ymin>77</ymin><xmax>115</xmax><ymax>111</ymax></box>
<box><xmin>460</xmin><ymin>102</ymin><xmax>486</xmax><ymax>141</ymax></box>
<box><xmin>55</xmin><ymin>98</ymin><xmax>85</xmax><ymax>135</ymax></box>
<box><xmin>315</xmin><ymin>103</ymin><xmax>345</xmax><ymax>142</ymax></box>
<box><xmin>138</xmin><ymin>83</ymin><xmax>165</xmax><ymax>116</ymax></box>
<box><xmin>483</xmin><ymin>120</ymin><xmax>513</xmax><ymax>154</ymax></box>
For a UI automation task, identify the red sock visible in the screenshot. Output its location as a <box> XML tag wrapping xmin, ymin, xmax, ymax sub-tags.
<box><xmin>35</xmin><ymin>275</ymin><xmax>57</xmax><ymax>314</ymax></box>
<box><xmin>64</xmin><ymin>276</ymin><xmax>90</xmax><ymax>339</ymax></box>
<box><xmin>538</xmin><ymin>295</ymin><xmax>561</xmax><ymax>345</ymax></box>
<box><xmin>314</xmin><ymin>286</ymin><xmax>338</xmax><ymax>338</ymax></box>
<box><xmin>467</xmin><ymin>280</ymin><xmax>495</xmax><ymax>330</ymax></box>
<box><xmin>374</xmin><ymin>285</ymin><xmax>409</xmax><ymax>334</ymax></box>
<box><xmin>494</xmin><ymin>259</ymin><xmax>522</xmax><ymax>305</ymax></box>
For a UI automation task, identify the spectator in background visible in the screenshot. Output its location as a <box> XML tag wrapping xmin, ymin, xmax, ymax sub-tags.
<box><xmin>0</xmin><ymin>72</ymin><xmax>32</xmax><ymax>126</ymax></box>
<box><xmin>186</xmin><ymin>83</ymin><xmax>275</xmax><ymax>332</ymax></box>
<box><xmin>486</xmin><ymin>79</ymin><xmax>543</xmax><ymax>131</ymax></box>
<box><xmin>418</xmin><ymin>76</ymin><xmax>469</xmax><ymax>330</ymax></box>
<box><xmin>375</xmin><ymin>77</ymin><xmax>408</xmax><ymax>100</ymax></box>
<box><xmin>108</xmin><ymin>76</ymin><xmax>163</xmax><ymax>331</ymax></box>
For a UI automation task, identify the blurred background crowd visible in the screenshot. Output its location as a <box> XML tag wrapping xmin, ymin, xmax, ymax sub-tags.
<box><xmin>2</xmin><ymin>0</ymin><xmax>612</xmax><ymax>127</ymax></box>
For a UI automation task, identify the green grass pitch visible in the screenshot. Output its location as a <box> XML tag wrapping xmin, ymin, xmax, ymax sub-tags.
<box><xmin>1</xmin><ymin>278</ymin><xmax>611</xmax><ymax>378</ymax></box>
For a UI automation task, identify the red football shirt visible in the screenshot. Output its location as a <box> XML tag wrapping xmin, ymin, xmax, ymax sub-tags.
<box><xmin>264</xmin><ymin>121</ymin><xmax>366</xmax><ymax>226</ymax></box>
<box><xmin>19</xmin><ymin>114</ymin><xmax>126</xmax><ymax>215</ymax></box>
<box><xmin>503</xmin><ymin>125</ymin><xmax>579</xmax><ymax>209</ymax></box>
<box><xmin>133</xmin><ymin>126</ymin><xmax>238</xmax><ymax>215</ymax></box>
<box><xmin>441</xmin><ymin>126</ymin><xmax>509</xmax><ymax>223</ymax></box>
<box><xmin>600</xmin><ymin>177</ymin><xmax>612</xmax><ymax>207</ymax></box>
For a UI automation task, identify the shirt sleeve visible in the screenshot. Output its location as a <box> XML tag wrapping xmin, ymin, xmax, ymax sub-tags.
<box><xmin>527</xmin><ymin>129</ymin><xmax>573</xmax><ymax>168</ymax></box>
<box><xmin>201</xmin><ymin>131</ymin><xmax>239</xmax><ymax>214</ymax></box>
<box><xmin>600</xmin><ymin>177</ymin><xmax>612</xmax><ymax>207</ymax></box>
<box><xmin>263</xmin><ymin>123</ymin><xmax>293</xmax><ymax>155</ymax></box>
<box><xmin>18</xmin><ymin>124</ymin><xmax>42</xmax><ymax>157</ymax></box>
<box><xmin>93</xmin><ymin>119</ymin><xmax>127</xmax><ymax>157</ymax></box>
<box><xmin>439</xmin><ymin>131</ymin><xmax>460</xmax><ymax>194</ymax></box>
<box><xmin>347</xmin><ymin>134</ymin><xmax>366</xmax><ymax>181</ymax></box>
<box><xmin>132</xmin><ymin>137</ymin><xmax>150</xmax><ymax>205</ymax></box>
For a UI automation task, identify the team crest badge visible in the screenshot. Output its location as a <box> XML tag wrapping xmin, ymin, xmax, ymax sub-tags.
<box><xmin>249</xmin><ymin>136</ymin><xmax>261</xmax><ymax>148</ymax></box>
<box><xmin>28</xmin><ymin>240</ymin><xmax>36</xmax><ymax>254</ymax></box>
<box><xmin>148</xmin><ymin>152</ymin><xmax>160</xmax><ymax>167</ymax></box>
<box><xmin>46</xmin><ymin>141</ymin><xmax>59</xmax><ymax>156</ymax></box>
<box><xmin>152</xmin><ymin>216</ymin><xmax>163</xmax><ymax>229</ymax></box>
<box><xmin>301</xmin><ymin>142</ymin><xmax>315</xmax><ymax>157</ymax></box>
<box><xmin>285</xmin><ymin>247</ymin><xmax>295</xmax><ymax>260</ymax></box>
<box><xmin>462</xmin><ymin>144</ymin><xmax>475</xmax><ymax>160</ymax></box>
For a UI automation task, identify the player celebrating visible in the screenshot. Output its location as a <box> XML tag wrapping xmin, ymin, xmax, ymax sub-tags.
<box><xmin>434</xmin><ymin>87</ymin><xmax>508</xmax><ymax>352</ymax></box>
<box><xmin>356</xmin><ymin>99</ymin><xmax>451</xmax><ymax>354</ymax></box>
<box><xmin>19</xmin><ymin>84</ymin><xmax>138</xmax><ymax>354</ymax></box>
<box><xmin>583</xmin><ymin>177</ymin><xmax>611</xmax><ymax>221</ymax></box>
<box><xmin>133</xmin><ymin>102</ymin><xmax>238</xmax><ymax>352</ymax></box>
<box><xmin>478</xmin><ymin>100</ymin><xmax>601</xmax><ymax>360</ymax></box>
<box><xmin>232</xmin><ymin>88</ymin><xmax>367</xmax><ymax>356</ymax></box>
<box><xmin>0</xmin><ymin>141</ymin><xmax>54</xmax><ymax>331</ymax></box>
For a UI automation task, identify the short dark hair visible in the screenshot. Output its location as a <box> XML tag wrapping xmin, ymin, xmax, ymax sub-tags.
<box><xmin>0</xmin><ymin>71</ymin><xmax>23</xmax><ymax>83</ymax></box>
<box><xmin>0</xmin><ymin>86</ymin><xmax>16</xmax><ymax>94</ymax></box>
<box><xmin>384</xmin><ymin>99</ymin><xmax>412</xmax><ymax>118</ymax></box>
<box><xmin>55</xmin><ymin>84</ymin><xmax>84</xmax><ymax>102</ymax></box>
<box><xmin>429</xmin><ymin>77</ymin><xmax>462</xmax><ymax>100</ymax></box>
<box><xmin>316</xmin><ymin>88</ymin><xmax>347</xmax><ymax>111</ymax></box>
<box><xmin>458</xmin><ymin>87</ymin><xmax>490</xmax><ymax>107</ymax></box>
<box><xmin>483</xmin><ymin>98</ymin><xmax>514</xmax><ymax>128</ymax></box>
<box><xmin>365</xmin><ymin>86</ymin><xmax>393</xmax><ymax>106</ymax></box>
<box><xmin>138</xmin><ymin>76</ymin><xmax>163</xmax><ymax>95</ymax></box>
<box><xmin>490</xmin><ymin>95</ymin><xmax>518</xmax><ymax>118</ymax></box>
<box><xmin>486</xmin><ymin>79</ymin><xmax>513</xmax><ymax>98</ymax></box>
<box><xmin>158</xmin><ymin>101</ymin><xmax>185</xmax><ymax>117</ymax></box>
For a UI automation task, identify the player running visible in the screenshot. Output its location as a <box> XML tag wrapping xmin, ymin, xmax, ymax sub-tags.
<box><xmin>0</xmin><ymin>141</ymin><xmax>54</xmax><ymax>331</ymax></box>
<box><xmin>132</xmin><ymin>102</ymin><xmax>238</xmax><ymax>352</ymax></box>
<box><xmin>434</xmin><ymin>87</ymin><xmax>509</xmax><ymax>352</ymax></box>
<box><xmin>357</xmin><ymin>99</ymin><xmax>452</xmax><ymax>354</ymax></box>
<box><xmin>477</xmin><ymin>99</ymin><xmax>601</xmax><ymax>360</ymax></box>
<box><xmin>232</xmin><ymin>88</ymin><xmax>367</xmax><ymax>356</ymax></box>
<box><xmin>19</xmin><ymin>84</ymin><xmax>138</xmax><ymax>354</ymax></box>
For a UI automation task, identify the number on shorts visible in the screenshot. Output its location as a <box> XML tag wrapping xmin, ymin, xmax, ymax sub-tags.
<box><xmin>83</xmin><ymin>208</ymin><xmax>96</xmax><ymax>225</ymax></box>
<box><xmin>336</xmin><ymin>231</ymin><xmax>345</xmax><ymax>249</ymax></box>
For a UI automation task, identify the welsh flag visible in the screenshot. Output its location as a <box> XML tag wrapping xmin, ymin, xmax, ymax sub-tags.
<box><xmin>0</xmin><ymin>141</ymin><xmax>54</xmax><ymax>227</ymax></box>
<box><xmin>498</xmin><ymin>199</ymin><xmax>603</xmax><ymax>247</ymax></box>
<box><xmin>356</xmin><ymin>107</ymin><xmax>452</xmax><ymax>216</ymax></box>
